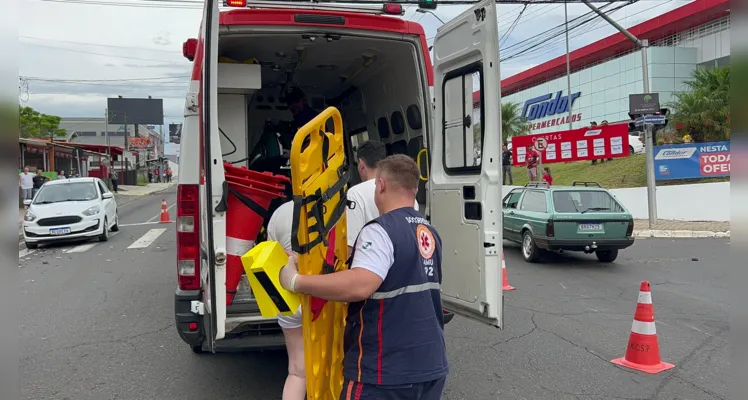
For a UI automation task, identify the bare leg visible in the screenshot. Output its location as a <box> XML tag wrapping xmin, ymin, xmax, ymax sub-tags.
<box><xmin>282</xmin><ymin>327</ymin><xmax>306</xmax><ymax>400</ymax></box>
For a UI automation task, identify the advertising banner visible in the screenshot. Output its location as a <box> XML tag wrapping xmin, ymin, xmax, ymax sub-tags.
<box><xmin>512</xmin><ymin>124</ymin><xmax>630</xmax><ymax>166</ymax></box>
<box><xmin>654</xmin><ymin>141</ymin><xmax>730</xmax><ymax>180</ymax></box>
<box><xmin>169</xmin><ymin>123</ymin><xmax>182</xmax><ymax>145</ymax></box>
<box><xmin>128</xmin><ymin>136</ymin><xmax>153</xmax><ymax>150</ymax></box>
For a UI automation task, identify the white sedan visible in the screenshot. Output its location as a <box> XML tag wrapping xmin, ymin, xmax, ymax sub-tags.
<box><xmin>629</xmin><ymin>133</ymin><xmax>645</xmax><ymax>155</ymax></box>
<box><xmin>23</xmin><ymin>177</ymin><xmax>119</xmax><ymax>249</ymax></box>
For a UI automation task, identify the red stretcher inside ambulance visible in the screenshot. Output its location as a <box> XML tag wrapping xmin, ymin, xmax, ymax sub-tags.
<box><xmin>175</xmin><ymin>0</ymin><xmax>505</xmax><ymax>353</ymax></box>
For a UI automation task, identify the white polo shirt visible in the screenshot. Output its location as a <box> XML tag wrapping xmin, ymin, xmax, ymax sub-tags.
<box><xmin>346</xmin><ymin>178</ymin><xmax>418</xmax><ymax>247</ymax></box>
<box><xmin>19</xmin><ymin>173</ymin><xmax>34</xmax><ymax>190</ymax></box>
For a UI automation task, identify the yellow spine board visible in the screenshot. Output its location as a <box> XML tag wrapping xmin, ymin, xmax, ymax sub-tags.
<box><xmin>290</xmin><ymin>107</ymin><xmax>349</xmax><ymax>400</ymax></box>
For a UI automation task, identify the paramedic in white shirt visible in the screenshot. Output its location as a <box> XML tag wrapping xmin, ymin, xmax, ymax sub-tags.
<box><xmin>265</xmin><ymin>201</ymin><xmax>306</xmax><ymax>400</ymax></box>
<box><xmin>346</xmin><ymin>140</ymin><xmax>418</xmax><ymax>252</ymax></box>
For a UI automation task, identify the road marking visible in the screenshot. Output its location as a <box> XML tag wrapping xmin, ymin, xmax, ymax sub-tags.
<box><xmin>128</xmin><ymin>229</ymin><xmax>167</xmax><ymax>249</ymax></box>
<box><xmin>146</xmin><ymin>203</ymin><xmax>176</xmax><ymax>223</ymax></box>
<box><xmin>118</xmin><ymin>221</ymin><xmax>173</xmax><ymax>228</ymax></box>
<box><xmin>65</xmin><ymin>243</ymin><xmax>98</xmax><ymax>253</ymax></box>
<box><xmin>19</xmin><ymin>248</ymin><xmax>36</xmax><ymax>258</ymax></box>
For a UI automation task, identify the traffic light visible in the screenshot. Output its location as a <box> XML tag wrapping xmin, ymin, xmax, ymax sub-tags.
<box><xmin>419</xmin><ymin>0</ymin><xmax>437</xmax><ymax>10</ymax></box>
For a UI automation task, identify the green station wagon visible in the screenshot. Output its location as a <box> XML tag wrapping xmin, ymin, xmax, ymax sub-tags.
<box><xmin>502</xmin><ymin>182</ymin><xmax>635</xmax><ymax>263</ymax></box>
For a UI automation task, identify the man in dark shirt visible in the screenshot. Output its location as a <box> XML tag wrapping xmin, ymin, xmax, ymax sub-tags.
<box><xmin>286</xmin><ymin>86</ymin><xmax>318</xmax><ymax>132</ymax></box>
<box><xmin>32</xmin><ymin>169</ymin><xmax>49</xmax><ymax>197</ymax></box>
<box><xmin>502</xmin><ymin>144</ymin><xmax>513</xmax><ymax>185</ymax></box>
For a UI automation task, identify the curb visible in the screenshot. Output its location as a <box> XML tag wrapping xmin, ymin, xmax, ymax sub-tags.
<box><xmin>633</xmin><ymin>230</ymin><xmax>730</xmax><ymax>238</ymax></box>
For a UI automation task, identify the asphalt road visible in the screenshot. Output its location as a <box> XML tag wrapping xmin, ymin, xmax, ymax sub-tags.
<box><xmin>19</xmin><ymin>193</ymin><xmax>729</xmax><ymax>400</ymax></box>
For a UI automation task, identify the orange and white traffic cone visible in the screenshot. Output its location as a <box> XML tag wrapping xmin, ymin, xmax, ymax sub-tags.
<box><xmin>159</xmin><ymin>199</ymin><xmax>172</xmax><ymax>223</ymax></box>
<box><xmin>501</xmin><ymin>252</ymin><xmax>515</xmax><ymax>291</ymax></box>
<box><xmin>611</xmin><ymin>281</ymin><xmax>674</xmax><ymax>374</ymax></box>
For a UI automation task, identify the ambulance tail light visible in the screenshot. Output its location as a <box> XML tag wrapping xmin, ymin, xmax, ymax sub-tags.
<box><xmin>183</xmin><ymin>39</ymin><xmax>197</xmax><ymax>62</ymax></box>
<box><xmin>226</xmin><ymin>0</ymin><xmax>246</xmax><ymax>7</ymax></box>
<box><xmin>177</xmin><ymin>184</ymin><xmax>201</xmax><ymax>290</ymax></box>
<box><xmin>383</xmin><ymin>3</ymin><xmax>403</xmax><ymax>15</ymax></box>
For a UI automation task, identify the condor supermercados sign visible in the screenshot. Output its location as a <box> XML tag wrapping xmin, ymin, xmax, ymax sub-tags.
<box><xmin>522</xmin><ymin>91</ymin><xmax>582</xmax><ymax>131</ymax></box>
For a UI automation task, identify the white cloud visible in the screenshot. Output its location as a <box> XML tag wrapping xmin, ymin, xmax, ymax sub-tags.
<box><xmin>19</xmin><ymin>0</ymin><xmax>692</xmax><ymax>121</ymax></box>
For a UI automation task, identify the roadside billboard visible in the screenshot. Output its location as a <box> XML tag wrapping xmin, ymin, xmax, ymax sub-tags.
<box><xmin>169</xmin><ymin>123</ymin><xmax>182</xmax><ymax>144</ymax></box>
<box><xmin>654</xmin><ymin>141</ymin><xmax>730</xmax><ymax>180</ymax></box>
<box><xmin>511</xmin><ymin>124</ymin><xmax>630</xmax><ymax>166</ymax></box>
<box><xmin>107</xmin><ymin>97</ymin><xmax>164</xmax><ymax>125</ymax></box>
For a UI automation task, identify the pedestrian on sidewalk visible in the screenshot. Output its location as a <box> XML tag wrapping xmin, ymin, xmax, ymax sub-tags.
<box><xmin>502</xmin><ymin>144</ymin><xmax>513</xmax><ymax>185</ymax></box>
<box><xmin>589</xmin><ymin>121</ymin><xmax>602</xmax><ymax>165</ymax></box>
<box><xmin>280</xmin><ymin>155</ymin><xmax>449</xmax><ymax>400</ymax></box>
<box><xmin>542</xmin><ymin>167</ymin><xmax>553</xmax><ymax>186</ymax></box>
<box><xmin>166</xmin><ymin>168</ymin><xmax>172</xmax><ymax>183</ymax></box>
<box><xmin>19</xmin><ymin>167</ymin><xmax>34</xmax><ymax>206</ymax></box>
<box><xmin>601</xmin><ymin>120</ymin><xmax>613</xmax><ymax>162</ymax></box>
<box><xmin>109</xmin><ymin>165</ymin><xmax>119</xmax><ymax>193</ymax></box>
<box><xmin>148</xmin><ymin>169</ymin><xmax>153</xmax><ymax>183</ymax></box>
<box><xmin>57</xmin><ymin>170</ymin><xmax>67</xmax><ymax>180</ymax></box>
<box><xmin>526</xmin><ymin>145</ymin><xmax>540</xmax><ymax>182</ymax></box>
<box><xmin>32</xmin><ymin>169</ymin><xmax>50</xmax><ymax>198</ymax></box>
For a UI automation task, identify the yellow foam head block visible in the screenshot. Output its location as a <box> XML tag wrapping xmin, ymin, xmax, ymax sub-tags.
<box><xmin>240</xmin><ymin>241</ymin><xmax>301</xmax><ymax>318</ymax></box>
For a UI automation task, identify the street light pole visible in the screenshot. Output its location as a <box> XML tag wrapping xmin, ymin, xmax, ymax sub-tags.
<box><xmin>564</xmin><ymin>2</ymin><xmax>573</xmax><ymax>130</ymax></box>
<box><xmin>581</xmin><ymin>0</ymin><xmax>657</xmax><ymax>227</ymax></box>
<box><xmin>416</xmin><ymin>8</ymin><xmax>445</xmax><ymax>24</ymax></box>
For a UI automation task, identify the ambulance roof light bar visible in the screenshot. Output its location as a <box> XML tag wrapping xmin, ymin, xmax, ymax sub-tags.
<box><xmin>224</xmin><ymin>0</ymin><xmax>405</xmax><ymax>16</ymax></box>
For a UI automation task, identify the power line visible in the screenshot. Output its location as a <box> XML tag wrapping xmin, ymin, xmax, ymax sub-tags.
<box><xmin>24</xmin><ymin>76</ymin><xmax>189</xmax><ymax>82</ymax></box>
<box><xmin>22</xmin><ymin>42</ymin><xmax>185</xmax><ymax>64</ymax></box>
<box><xmin>500</xmin><ymin>4</ymin><xmax>528</xmax><ymax>46</ymax></box>
<box><xmin>20</xmin><ymin>36</ymin><xmax>183</xmax><ymax>54</ymax></box>
<box><xmin>505</xmin><ymin>0</ymin><xmax>673</xmax><ymax>63</ymax></box>
<box><xmin>36</xmin><ymin>0</ymin><xmax>203</xmax><ymax>9</ymax></box>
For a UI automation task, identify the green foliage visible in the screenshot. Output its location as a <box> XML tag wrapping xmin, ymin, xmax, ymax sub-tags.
<box><xmin>19</xmin><ymin>106</ymin><xmax>66</xmax><ymax>139</ymax></box>
<box><xmin>667</xmin><ymin>66</ymin><xmax>730</xmax><ymax>142</ymax></box>
<box><xmin>500</xmin><ymin>102</ymin><xmax>529</xmax><ymax>145</ymax></box>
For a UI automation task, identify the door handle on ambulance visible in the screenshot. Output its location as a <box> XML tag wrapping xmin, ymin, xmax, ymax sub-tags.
<box><xmin>417</xmin><ymin>149</ymin><xmax>429</xmax><ymax>182</ymax></box>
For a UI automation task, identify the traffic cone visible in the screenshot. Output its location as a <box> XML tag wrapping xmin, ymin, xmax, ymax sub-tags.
<box><xmin>611</xmin><ymin>281</ymin><xmax>674</xmax><ymax>374</ymax></box>
<box><xmin>501</xmin><ymin>252</ymin><xmax>515</xmax><ymax>291</ymax></box>
<box><xmin>159</xmin><ymin>199</ymin><xmax>172</xmax><ymax>223</ymax></box>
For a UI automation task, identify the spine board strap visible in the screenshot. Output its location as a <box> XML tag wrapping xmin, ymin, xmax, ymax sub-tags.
<box><xmin>291</xmin><ymin>166</ymin><xmax>351</xmax><ymax>255</ymax></box>
<box><xmin>227</xmin><ymin>186</ymin><xmax>270</xmax><ymax>222</ymax></box>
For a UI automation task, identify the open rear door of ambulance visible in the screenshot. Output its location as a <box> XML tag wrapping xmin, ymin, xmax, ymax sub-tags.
<box><xmin>430</xmin><ymin>0</ymin><xmax>503</xmax><ymax>328</ymax></box>
<box><xmin>199</xmin><ymin>0</ymin><xmax>228</xmax><ymax>351</ymax></box>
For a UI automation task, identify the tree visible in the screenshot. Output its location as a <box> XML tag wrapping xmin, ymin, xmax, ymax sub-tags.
<box><xmin>500</xmin><ymin>101</ymin><xmax>529</xmax><ymax>144</ymax></box>
<box><xmin>19</xmin><ymin>106</ymin><xmax>66</xmax><ymax>139</ymax></box>
<box><xmin>667</xmin><ymin>66</ymin><xmax>730</xmax><ymax>142</ymax></box>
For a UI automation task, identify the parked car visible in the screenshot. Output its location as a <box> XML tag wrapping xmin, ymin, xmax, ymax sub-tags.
<box><xmin>629</xmin><ymin>134</ymin><xmax>645</xmax><ymax>155</ymax></box>
<box><xmin>22</xmin><ymin>177</ymin><xmax>119</xmax><ymax>248</ymax></box>
<box><xmin>502</xmin><ymin>182</ymin><xmax>635</xmax><ymax>263</ymax></box>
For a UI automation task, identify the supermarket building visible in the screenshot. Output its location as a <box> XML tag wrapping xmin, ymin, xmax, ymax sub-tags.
<box><xmin>474</xmin><ymin>0</ymin><xmax>730</xmax><ymax>135</ymax></box>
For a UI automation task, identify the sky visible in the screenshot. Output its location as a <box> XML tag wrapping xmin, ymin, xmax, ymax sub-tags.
<box><xmin>18</xmin><ymin>0</ymin><xmax>694</xmax><ymax>127</ymax></box>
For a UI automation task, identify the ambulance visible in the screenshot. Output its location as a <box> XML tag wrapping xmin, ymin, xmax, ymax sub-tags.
<box><xmin>174</xmin><ymin>0</ymin><xmax>505</xmax><ymax>354</ymax></box>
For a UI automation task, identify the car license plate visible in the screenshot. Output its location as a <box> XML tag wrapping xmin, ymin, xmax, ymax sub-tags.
<box><xmin>49</xmin><ymin>227</ymin><xmax>72</xmax><ymax>236</ymax></box>
<box><xmin>579</xmin><ymin>223</ymin><xmax>603</xmax><ymax>231</ymax></box>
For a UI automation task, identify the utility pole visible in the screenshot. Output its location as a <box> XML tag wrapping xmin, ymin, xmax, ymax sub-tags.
<box><xmin>581</xmin><ymin>0</ymin><xmax>657</xmax><ymax>227</ymax></box>
<box><xmin>564</xmin><ymin>2</ymin><xmax>573</xmax><ymax>130</ymax></box>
